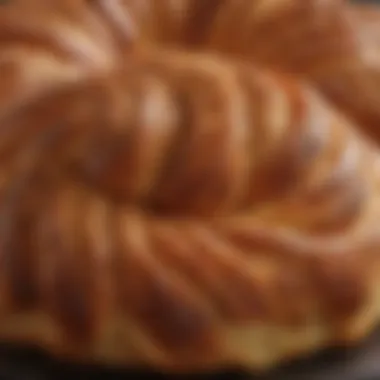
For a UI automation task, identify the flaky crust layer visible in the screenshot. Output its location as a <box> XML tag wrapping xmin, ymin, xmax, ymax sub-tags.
<box><xmin>1</xmin><ymin>0</ymin><xmax>380</xmax><ymax>373</ymax></box>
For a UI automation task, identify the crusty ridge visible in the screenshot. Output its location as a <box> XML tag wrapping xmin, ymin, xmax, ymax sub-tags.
<box><xmin>202</xmin><ymin>0</ymin><xmax>380</xmax><ymax>145</ymax></box>
<box><xmin>0</xmin><ymin>0</ymin><xmax>380</xmax><ymax>373</ymax></box>
<box><xmin>90</xmin><ymin>0</ymin><xmax>380</xmax><ymax>144</ymax></box>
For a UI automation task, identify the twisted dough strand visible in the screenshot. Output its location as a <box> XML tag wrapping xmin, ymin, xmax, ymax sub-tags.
<box><xmin>2</xmin><ymin>47</ymin><xmax>374</xmax><ymax>222</ymax></box>
<box><xmin>202</xmin><ymin>0</ymin><xmax>380</xmax><ymax>145</ymax></box>
<box><xmin>91</xmin><ymin>0</ymin><xmax>258</xmax><ymax>49</ymax></box>
<box><xmin>1</xmin><ymin>42</ymin><xmax>380</xmax><ymax>370</ymax></box>
<box><xmin>90</xmin><ymin>1</ymin><xmax>380</xmax><ymax>145</ymax></box>
<box><xmin>206</xmin><ymin>0</ymin><xmax>354</xmax><ymax>73</ymax></box>
<box><xmin>0</xmin><ymin>3</ymin><xmax>120</xmax><ymax>117</ymax></box>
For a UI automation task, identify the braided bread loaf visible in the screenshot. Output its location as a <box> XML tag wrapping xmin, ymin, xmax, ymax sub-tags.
<box><xmin>1</xmin><ymin>0</ymin><xmax>380</xmax><ymax>373</ymax></box>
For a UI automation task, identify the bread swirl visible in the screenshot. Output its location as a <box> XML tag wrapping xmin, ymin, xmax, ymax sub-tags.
<box><xmin>1</xmin><ymin>0</ymin><xmax>380</xmax><ymax>373</ymax></box>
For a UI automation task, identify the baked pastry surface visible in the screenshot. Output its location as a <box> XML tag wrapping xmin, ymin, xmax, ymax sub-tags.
<box><xmin>203</xmin><ymin>0</ymin><xmax>380</xmax><ymax>145</ymax></box>
<box><xmin>1</xmin><ymin>0</ymin><xmax>380</xmax><ymax>373</ymax></box>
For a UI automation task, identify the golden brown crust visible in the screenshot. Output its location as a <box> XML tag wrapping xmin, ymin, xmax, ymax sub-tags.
<box><xmin>1</xmin><ymin>0</ymin><xmax>380</xmax><ymax>373</ymax></box>
<box><xmin>202</xmin><ymin>0</ymin><xmax>380</xmax><ymax>145</ymax></box>
<box><xmin>207</xmin><ymin>0</ymin><xmax>354</xmax><ymax>72</ymax></box>
<box><xmin>311</xmin><ymin>4</ymin><xmax>380</xmax><ymax>144</ymax></box>
<box><xmin>92</xmin><ymin>1</ymin><xmax>380</xmax><ymax>144</ymax></box>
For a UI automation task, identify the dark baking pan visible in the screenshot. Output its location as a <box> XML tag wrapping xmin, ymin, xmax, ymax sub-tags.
<box><xmin>0</xmin><ymin>329</ymin><xmax>379</xmax><ymax>380</ymax></box>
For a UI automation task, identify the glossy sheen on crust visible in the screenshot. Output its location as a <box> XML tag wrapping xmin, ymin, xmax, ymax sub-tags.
<box><xmin>1</xmin><ymin>0</ymin><xmax>380</xmax><ymax>374</ymax></box>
